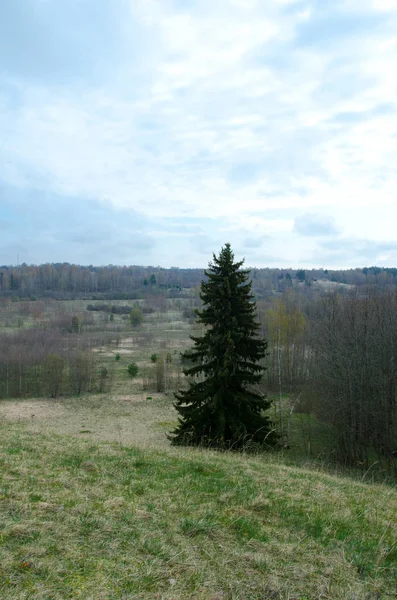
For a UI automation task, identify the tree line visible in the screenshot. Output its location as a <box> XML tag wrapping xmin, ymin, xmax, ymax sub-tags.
<box><xmin>261</xmin><ymin>289</ymin><xmax>397</xmax><ymax>470</ymax></box>
<box><xmin>0</xmin><ymin>304</ymin><xmax>114</xmax><ymax>399</ymax></box>
<box><xmin>2</xmin><ymin>262</ymin><xmax>397</xmax><ymax>299</ymax></box>
<box><xmin>0</xmin><ymin>329</ymin><xmax>110</xmax><ymax>398</ymax></box>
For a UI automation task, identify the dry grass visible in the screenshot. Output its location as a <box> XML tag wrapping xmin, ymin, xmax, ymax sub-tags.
<box><xmin>0</xmin><ymin>394</ymin><xmax>177</xmax><ymax>449</ymax></box>
<box><xmin>1</xmin><ymin>411</ymin><xmax>397</xmax><ymax>599</ymax></box>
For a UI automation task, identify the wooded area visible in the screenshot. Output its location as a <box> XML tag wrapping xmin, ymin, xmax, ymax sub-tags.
<box><xmin>0</xmin><ymin>261</ymin><xmax>396</xmax><ymax>475</ymax></box>
<box><xmin>1</xmin><ymin>262</ymin><xmax>397</xmax><ymax>298</ymax></box>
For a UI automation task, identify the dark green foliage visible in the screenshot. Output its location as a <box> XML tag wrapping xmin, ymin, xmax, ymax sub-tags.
<box><xmin>170</xmin><ymin>243</ymin><xmax>277</xmax><ymax>450</ymax></box>
<box><xmin>129</xmin><ymin>308</ymin><xmax>144</xmax><ymax>327</ymax></box>
<box><xmin>150</xmin><ymin>353</ymin><xmax>158</xmax><ymax>363</ymax></box>
<box><xmin>127</xmin><ymin>362</ymin><xmax>139</xmax><ymax>378</ymax></box>
<box><xmin>71</xmin><ymin>315</ymin><xmax>81</xmax><ymax>333</ymax></box>
<box><xmin>86</xmin><ymin>304</ymin><xmax>133</xmax><ymax>315</ymax></box>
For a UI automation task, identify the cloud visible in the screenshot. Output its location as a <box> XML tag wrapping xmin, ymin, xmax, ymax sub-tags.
<box><xmin>0</xmin><ymin>182</ymin><xmax>157</xmax><ymax>265</ymax></box>
<box><xmin>318</xmin><ymin>237</ymin><xmax>397</xmax><ymax>266</ymax></box>
<box><xmin>294</xmin><ymin>213</ymin><xmax>340</xmax><ymax>237</ymax></box>
<box><xmin>0</xmin><ymin>0</ymin><xmax>136</xmax><ymax>84</ymax></box>
<box><xmin>243</xmin><ymin>237</ymin><xmax>267</xmax><ymax>249</ymax></box>
<box><xmin>1</xmin><ymin>0</ymin><xmax>397</xmax><ymax>266</ymax></box>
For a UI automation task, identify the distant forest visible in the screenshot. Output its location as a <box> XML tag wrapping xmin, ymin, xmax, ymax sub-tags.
<box><xmin>1</xmin><ymin>262</ymin><xmax>397</xmax><ymax>299</ymax></box>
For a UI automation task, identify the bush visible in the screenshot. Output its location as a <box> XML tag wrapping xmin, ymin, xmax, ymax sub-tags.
<box><xmin>87</xmin><ymin>304</ymin><xmax>134</xmax><ymax>315</ymax></box>
<box><xmin>130</xmin><ymin>308</ymin><xmax>144</xmax><ymax>327</ymax></box>
<box><xmin>115</xmin><ymin>354</ymin><xmax>121</xmax><ymax>361</ymax></box>
<box><xmin>151</xmin><ymin>353</ymin><xmax>158</xmax><ymax>363</ymax></box>
<box><xmin>127</xmin><ymin>362</ymin><xmax>139</xmax><ymax>378</ymax></box>
<box><xmin>182</xmin><ymin>307</ymin><xmax>196</xmax><ymax>320</ymax></box>
<box><xmin>71</xmin><ymin>315</ymin><xmax>81</xmax><ymax>333</ymax></box>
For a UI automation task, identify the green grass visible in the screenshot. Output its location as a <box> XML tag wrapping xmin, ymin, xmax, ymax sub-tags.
<box><xmin>1</xmin><ymin>422</ymin><xmax>396</xmax><ymax>599</ymax></box>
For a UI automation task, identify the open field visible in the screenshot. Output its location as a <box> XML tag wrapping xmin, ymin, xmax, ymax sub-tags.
<box><xmin>1</xmin><ymin>417</ymin><xmax>397</xmax><ymax>600</ymax></box>
<box><xmin>0</xmin><ymin>394</ymin><xmax>176</xmax><ymax>449</ymax></box>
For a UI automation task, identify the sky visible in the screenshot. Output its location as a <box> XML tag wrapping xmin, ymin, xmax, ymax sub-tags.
<box><xmin>1</xmin><ymin>0</ymin><xmax>397</xmax><ymax>269</ymax></box>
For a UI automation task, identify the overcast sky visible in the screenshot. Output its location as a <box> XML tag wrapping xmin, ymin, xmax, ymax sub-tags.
<box><xmin>1</xmin><ymin>0</ymin><xmax>397</xmax><ymax>268</ymax></box>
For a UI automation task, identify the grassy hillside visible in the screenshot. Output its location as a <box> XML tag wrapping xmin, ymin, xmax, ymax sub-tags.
<box><xmin>1</xmin><ymin>421</ymin><xmax>396</xmax><ymax>600</ymax></box>
<box><xmin>1</xmin><ymin>297</ymin><xmax>396</xmax><ymax>598</ymax></box>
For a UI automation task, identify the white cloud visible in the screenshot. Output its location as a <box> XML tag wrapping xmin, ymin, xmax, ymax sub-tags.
<box><xmin>1</xmin><ymin>0</ymin><xmax>397</xmax><ymax>266</ymax></box>
<box><xmin>373</xmin><ymin>0</ymin><xmax>397</xmax><ymax>10</ymax></box>
<box><xmin>222</xmin><ymin>216</ymin><xmax>295</xmax><ymax>234</ymax></box>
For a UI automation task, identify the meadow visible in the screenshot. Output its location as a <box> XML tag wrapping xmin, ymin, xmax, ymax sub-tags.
<box><xmin>1</xmin><ymin>296</ymin><xmax>396</xmax><ymax>599</ymax></box>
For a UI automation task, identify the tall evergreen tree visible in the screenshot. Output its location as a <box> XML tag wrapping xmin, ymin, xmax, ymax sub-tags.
<box><xmin>170</xmin><ymin>243</ymin><xmax>277</xmax><ymax>449</ymax></box>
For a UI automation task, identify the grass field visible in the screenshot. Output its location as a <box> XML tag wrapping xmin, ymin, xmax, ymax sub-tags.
<box><xmin>0</xmin><ymin>394</ymin><xmax>176</xmax><ymax>449</ymax></box>
<box><xmin>1</xmin><ymin>398</ymin><xmax>397</xmax><ymax>600</ymax></box>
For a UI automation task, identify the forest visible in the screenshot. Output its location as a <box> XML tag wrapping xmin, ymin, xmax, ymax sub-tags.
<box><xmin>1</xmin><ymin>262</ymin><xmax>397</xmax><ymax>298</ymax></box>
<box><xmin>0</xmin><ymin>262</ymin><xmax>397</xmax><ymax>476</ymax></box>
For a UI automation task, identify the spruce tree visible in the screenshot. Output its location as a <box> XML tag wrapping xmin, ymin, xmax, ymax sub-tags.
<box><xmin>170</xmin><ymin>243</ymin><xmax>277</xmax><ymax>449</ymax></box>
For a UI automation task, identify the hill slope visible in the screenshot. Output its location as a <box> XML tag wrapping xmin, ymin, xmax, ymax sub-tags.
<box><xmin>1</xmin><ymin>423</ymin><xmax>396</xmax><ymax>600</ymax></box>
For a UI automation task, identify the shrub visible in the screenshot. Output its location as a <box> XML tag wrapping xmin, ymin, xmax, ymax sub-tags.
<box><xmin>127</xmin><ymin>362</ymin><xmax>139</xmax><ymax>378</ymax></box>
<box><xmin>71</xmin><ymin>315</ymin><xmax>81</xmax><ymax>333</ymax></box>
<box><xmin>130</xmin><ymin>308</ymin><xmax>144</xmax><ymax>327</ymax></box>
